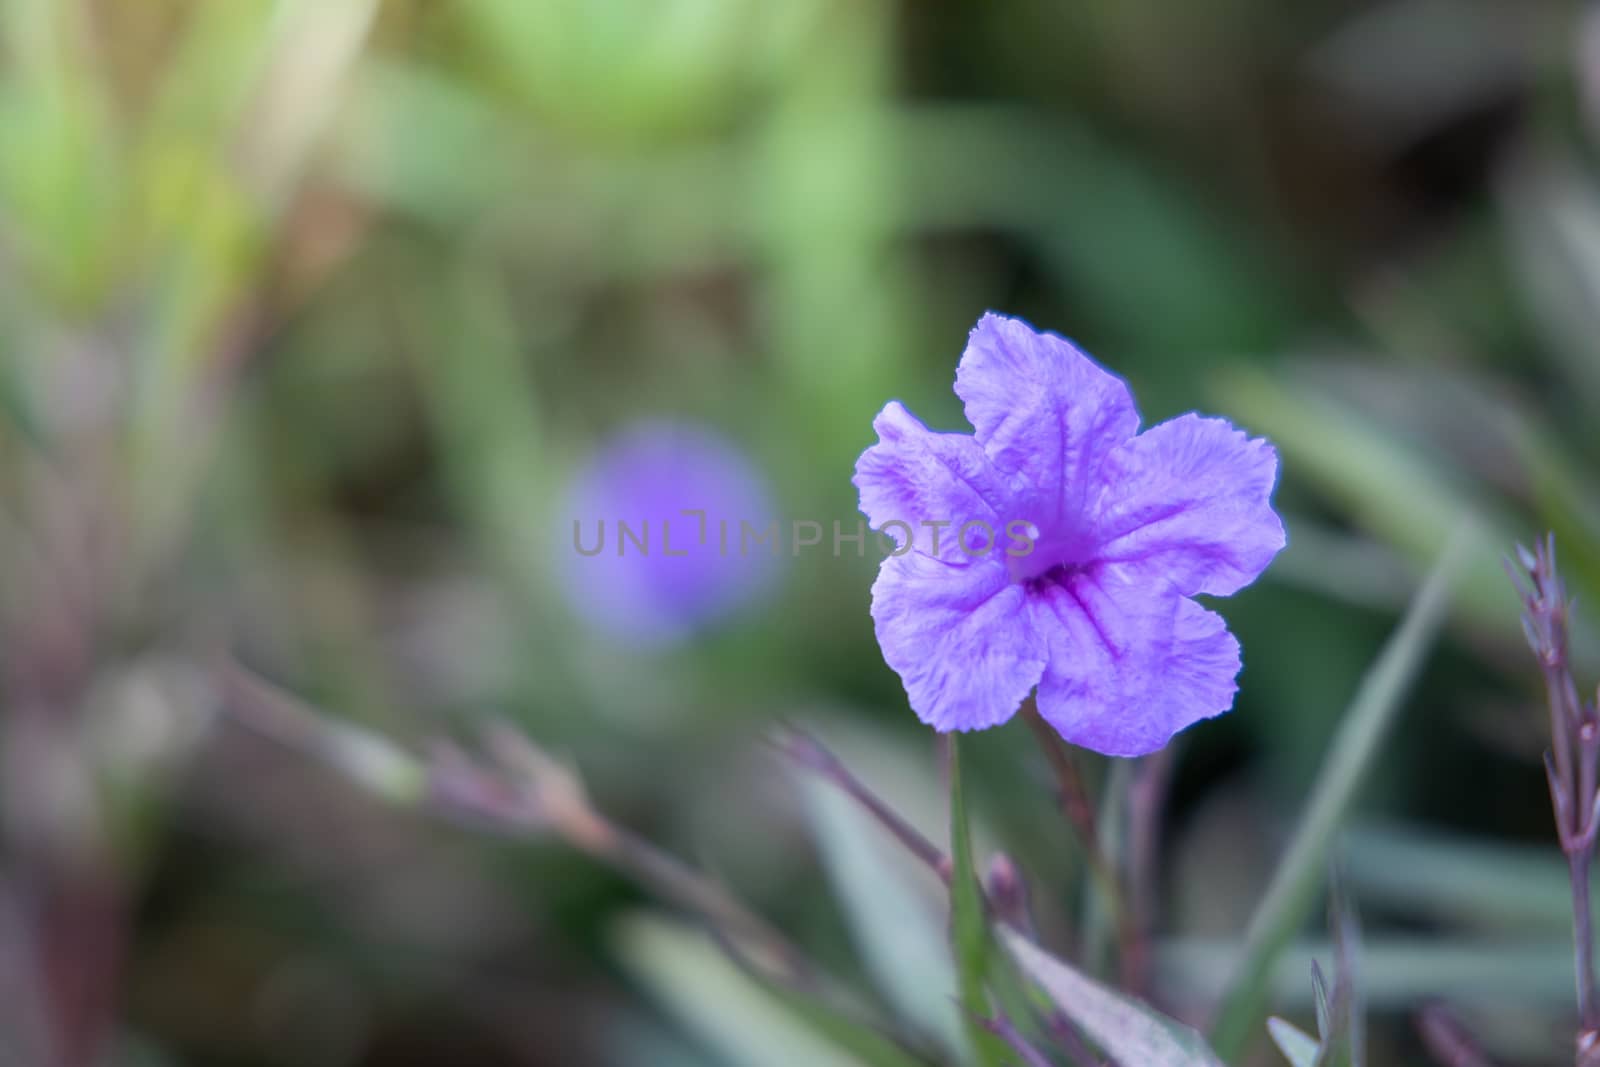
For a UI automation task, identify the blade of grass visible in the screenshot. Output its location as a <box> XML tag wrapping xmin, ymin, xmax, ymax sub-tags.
<box><xmin>765</xmin><ymin>981</ymin><xmax>945</xmax><ymax>1067</ymax></box>
<box><xmin>949</xmin><ymin>736</ymin><xmax>1009</xmax><ymax>1067</ymax></box>
<box><xmin>1165</xmin><ymin>936</ymin><xmax>1575</xmax><ymax>1007</ymax></box>
<box><xmin>1003</xmin><ymin>927</ymin><xmax>1227</xmax><ymax>1067</ymax></box>
<box><xmin>1315</xmin><ymin>888</ymin><xmax>1365</xmax><ymax>1067</ymax></box>
<box><xmin>1082</xmin><ymin>756</ymin><xmax>1131</xmax><ymax>980</ymax></box>
<box><xmin>801</xmin><ymin>774</ymin><xmax>967</xmax><ymax>1061</ymax></box>
<box><xmin>613</xmin><ymin>913</ymin><xmax>879</xmax><ymax>1067</ymax></box>
<box><xmin>1209</xmin><ymin>531</ymin><xmax>1470</xmax><ymax>1060</ymax></box>
<box><xmin>1215</xmin><ymin>370</ymin><xmax>1515</xmax><ymax>647</ymax></box>
<box><xmin>1268</xmin><ymin>1017</ymin><xmax>1320</xmax><ymax>1067</ymax></box>
<box><xmin>1343</xmin><ymin>822</ymin><xmax>1577</xmax><ymax>931</ymax></box>
<box><xmin>977</xmin><ymin>1014</ymin><xmax>1055</xmax><ymax>1067</ymax></box>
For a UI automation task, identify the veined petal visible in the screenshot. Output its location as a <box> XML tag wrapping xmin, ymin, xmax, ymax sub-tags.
<box><xmin>853</xmin><ymin>400</ymin><xmax>1018</xmax><ymax>561</ymax></box>
<box><xmin>1028</xmin><ymin>565</ymin><xmax>1241</xmax><ymax>757</ymax></box>
<box><xmin>871</xmin><ymin>552</ymin><xmax>1046</xmax><ymax>731</ymax></box>
<box><xmin>954</xmin><ymin>313</ymin><xmax>1139</xmax><ymax>527</ymax></box>
<box><xmin>1092</xmin><ymin>413</ymin><xmax>1285</xmax><ymax>596</ymax></box>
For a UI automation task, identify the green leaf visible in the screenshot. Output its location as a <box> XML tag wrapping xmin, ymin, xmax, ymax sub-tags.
<box><xmin>1214</xmin><ymin>369</ymin><xmax>1513</xmax><ymax>642</ymax></box>
<box><xmin>1080</xmin><ymin>755</ymin><xmax>1130</xmax><ymax>978</ymax></box>
<box><xmin>801</xmin><ymin>774</ymin><xmax>967</xmax><ymax>1060</ymax></box>
<box><xmin>1163</xmin><ymin>937</ymin><xmax>1575</xmax><ymax>1007</ymax></box>
<box><xmin>1501</xmin><ymin>157</ymin><xmax>1600</xmax><ymax>411</ymax></box>
<box><xmin>1267</xmin><ymin>1018</ymin><xmax>1320</xmax><ymax>1067</ymax></box>
<box><xmin>765</xmin><ymin>984</ymin><xmax>942</xmax><ymax>1067</ymax></box>
<box><xmin>1313</xmin><ymin>890</ymin><xmax>1365</xmax><ymax>1067</ymax></box>
<box><xmin>1209</xmin><ymin>532</ymin><xmax>1469</xmax><ymax>1060</ymax></box>
<box><xmin>1344</xmin><ymin>822</ymin><xmax>1576</xmax><ymax>931</ymax></box>
<box><xmin>1002</xmin><ymin>927</ymin><xmax>1227</xmax><ymax>1067</ymax></box>
<box><xmin>612</xmin><ymin>912</ymin><xmax>879</xmax><ymax>1067</ymax></box>
<box><xmin>235</xmin><ymin>0</ymin><xmax>380</xmax><ymax>214</ymax></box>
<box><xmin>1310</xmin><ymin>962</ymin><xmax>1332</xmax><ymax>1046</ymax></box>
<box><xmin>948</xmin><ymin>737</ymin><xmax>1008</xmax><ymax>1067</ymax></box>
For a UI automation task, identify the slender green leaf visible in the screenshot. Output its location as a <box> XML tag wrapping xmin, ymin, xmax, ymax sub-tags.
<box><xmin>1164</xmin><ymin>937</ymin><xmax>1575</xmax><ymax>1006</ymax></box>
<box><xmin>764</xmin><ymin>984</ymin><xmax>942</xmax><ymax>1067</ymax></box>
<box><xmin>1501</xmin><ymin>157</ymin><xmax>1600</xmax><ymax>411</ymax></box>
<box><xmin>1314</xmin><ymin>890</ymin><xmax>1364</xmax><ymax>1067</ymax></box>
<box><xmin>612</xmin><ymin>912</ymin><xmax>877</xmax><ymax>1067</ymax></box>
<box><xmin>1002</xmin><ymin>927</ymin><xmax>1227</xmax><ymax>1067</ymax></box>
<box><xmin>802</xmin><ymin>775</ymin><xmax>967</xmax><ymax>1060</ymax></box>
<box><xmin>949</xmin><ymin>737</ymin><xmax>1008</xmax><ymax>1067</ymax></box>
<box><xmin>1209</xmin><ymin>532</ymin><xmax>1469</xmax><ymax>1059</ymax></box>
<box><xmin>1344</xmin><ymin>822</ymin><xmax>1576</xmax><ymax>931</ymax></box>
<box><xmin>236</xmin><ymin>0</ymin><xmax>380</xmax><ymax>213</ymax></box>
<box><xmin>1267</xmin><ymin>1018</ymin><xmax>1320</xmax><ymax>1067</ymax></box>
<box><xmin>1310</xmin><ymin>962</ymin><xmax>1332</xmax><ymax>1047</ymax></box>
<box><xmin>1081</xmin><ymin>756</ymin><xmax>1130</xmax><ymax>978</ymax></box>
<box><xmin>1215</xmin><ymin>370</ymin><xmax>1512</xmax><ymax>640</ymax></box>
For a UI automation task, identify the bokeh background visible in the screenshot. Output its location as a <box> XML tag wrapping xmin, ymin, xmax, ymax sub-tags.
<box><xmin>2</xmin><ymin>0</ymin><xmax>1599</xmax><ymax>1064</ymax></box>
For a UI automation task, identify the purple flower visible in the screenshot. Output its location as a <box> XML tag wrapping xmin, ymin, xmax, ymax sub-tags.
<box><xmin>852</xmin><ymin>313</ymin><xmax>1284</xmax><ymax>756</ymax></box>
<box><xmin>559</xmin><ymin>421</ymin><xmax>779</xmax><ymax>646</ymax></box>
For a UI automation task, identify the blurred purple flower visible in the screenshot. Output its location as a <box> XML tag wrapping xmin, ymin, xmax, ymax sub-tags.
<box><xmin>559</xmin><ymin>421</ymin><xmax>778</xmax><ymax>646</ymax></box>
<box><xmin>853</xmin><ymin>313</ymin><xmax>1284</xmax><ymax>756</ymax></box>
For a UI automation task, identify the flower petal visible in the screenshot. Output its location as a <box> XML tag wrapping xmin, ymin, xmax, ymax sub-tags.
<box><xmin>1028</xmin><ymin>565</ymin><xmax>1241</xmax><ymax>756</ymax></box>
<box><xmin>870</xmin><ymin>552</ymin><xmax>1047</xmax><ymax>731</ymax></box>
<box><xmin>853</xmin><ymin>400</ymin><xmax>1019</xmax><ymax>561</ymax></box>
<box><xmin>1092</xmin><ymin>413</ymin><xmax>1285</xmax><ymax>597</ymax></box>
<box><xmin>954</xmin><ymin>313</ymin><xmax>1139</xmax><ymax>527</ymax></box>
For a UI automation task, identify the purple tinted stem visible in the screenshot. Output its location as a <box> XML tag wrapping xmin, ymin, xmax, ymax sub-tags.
<box><xmin>1576</xmin><ymin>851</ymin><xmax>1599</xmax><ymax>1037</ymax></box>
<box><xmin>1514</xmin><ymin>536</ymin><xmax>1600</xmax><ymax>1045</ymax></box>
<box><xmin>777</xmin><ymin>727</ymin><xmax>952</xmax><ymax>882</ymax></box>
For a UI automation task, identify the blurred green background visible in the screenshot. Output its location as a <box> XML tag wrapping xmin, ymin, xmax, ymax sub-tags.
<box><xmin>2</xmin><ymin>0</ymin><xmax>1600</xmax><ymax>1064</ymax></box>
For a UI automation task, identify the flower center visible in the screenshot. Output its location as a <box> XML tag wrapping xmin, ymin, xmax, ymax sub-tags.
<box><xmin>1006</xmin><ymin>523</ymin><xmax>1095</xmax><ymax>585</ymax></box>
<box><xmin>1022</xmin><ymin>561</ymin><xmax>1091</xmax><ymax>593</ymax></box>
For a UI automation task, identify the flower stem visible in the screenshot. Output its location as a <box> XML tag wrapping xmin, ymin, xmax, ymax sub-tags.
<box><xmin>1511</xmin><ymin>535</ymin><xmax>1600</xmax><ymax>1057</ymax></box>
<box><xmin>1126</xmin><ymin>745</ymin><xmax>1174</xmax><ymax>997</ymax></box>
<box><xmin>1576</xmin><ymin>850</ymin><xmax>1599</xmax><ymax>1036</ymax></box>
<box><xmin>1020</xmin><ymin>704</ymin><xmax>1139</xmax><ymax>979</ymax></box>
